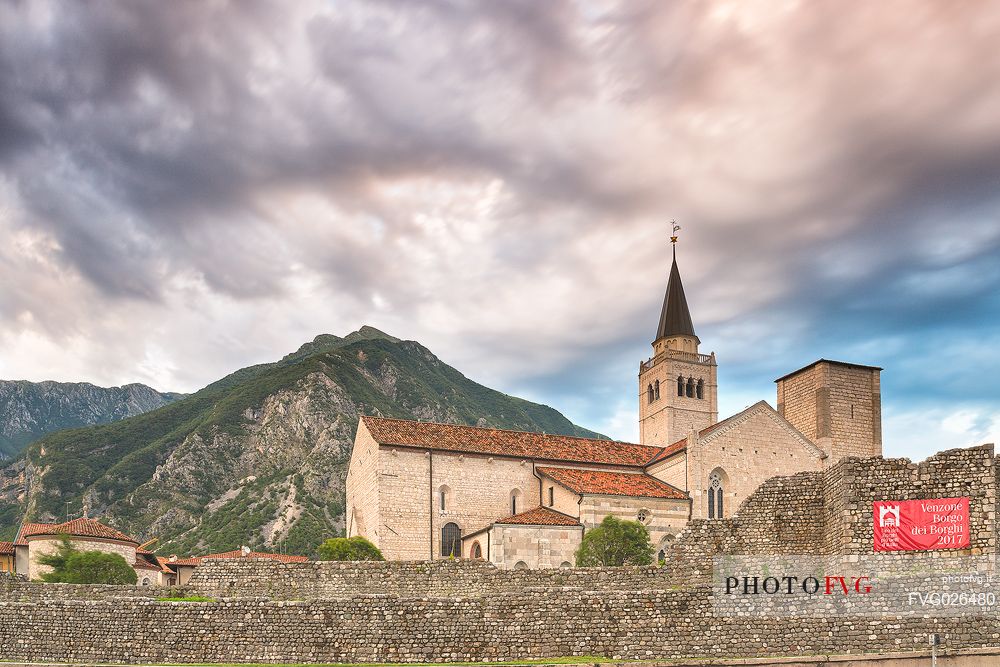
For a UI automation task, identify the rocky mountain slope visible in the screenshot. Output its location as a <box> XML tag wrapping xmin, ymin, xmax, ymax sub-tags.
<box><xmin>0</xmin><ymin>327</ymin><xmax>602</xmax><ymax>556</ymax></box>
<box><xmin>0</xmin><ymin>380</ymin><xmax>183</xmax><ymax>459</ymax></box>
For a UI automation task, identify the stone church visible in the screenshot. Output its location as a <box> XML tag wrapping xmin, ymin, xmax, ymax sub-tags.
<box><xmin>346</xmin><ymin>247</ymin><xmax>883</xmax><ymax>568</ymax></box>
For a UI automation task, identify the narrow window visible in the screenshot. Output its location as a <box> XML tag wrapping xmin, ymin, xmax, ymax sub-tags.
<box><xmin>708</xmin><ymin>472</ymin><xmax>724</xmax><ymax>519</ymax></box>
<box><xmin>548</xmin><ymin>487</ymin><xmax>554</xmax><ymax>507</ymax></box>
<box><xmin>677</xmin><ymin>375</ymin><xmax>684</xmax><ymax>396</ymax></box>
<box><xmin>697</xmin><ymin>379</ymin><xmax>704</xmax><ymax>399</ymax></box>
<box><xmin>441</xmin><ymin>522</ymin><xmax>461</xmax><ymax>557</ymax></box>
<box><xmin>440</xmin><ymin>490</ymin><xmax>446</xmax><ymax>511</ymax></box>
<box><xmin>654</xmin><ymin>380</ymin><xmax>660</xmax><ymax>400</ymax></box>
<box><xmin>510</xmin><ymin>489</ymin><xmax>521</xmax><ymax>516</ymax></box>
<box><xmin>647</xmin><ymin>383</ymin><xmax>654</xmax><ymax>403</ymax></box>
<box><xmin>686</xmin><ymin>377</ymin><xmax>694</xmax><ymax>398</ymax></box>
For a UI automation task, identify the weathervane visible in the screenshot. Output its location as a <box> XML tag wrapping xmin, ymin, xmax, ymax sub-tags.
<box><xmin>670</xmin><ymin>220</ymin><xmax>681</xmax><ymax>257</ymax></box>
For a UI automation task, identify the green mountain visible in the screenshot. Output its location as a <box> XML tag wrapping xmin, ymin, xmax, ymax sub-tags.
<box><xmin>0</xmin><ymin>327</ymin><xmax>602</xmax><ymax>556</ymax></box>
<box><xmin>0</xmin><ymin>380</ymin><xmax>183</xmax><ymax>459</ymax></box>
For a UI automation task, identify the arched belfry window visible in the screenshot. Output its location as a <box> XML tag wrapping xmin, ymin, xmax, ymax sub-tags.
<box><xmin>653</xmin><ymin>380</ymin><xmax>660</xmax><ymax>400</ymax></box>
<box><xmin>677</xmin><ymin>375</ymin><xmax>684</xmax><ymax>396</ymax></box>
<box><xmin>708</xmin><ymin>472</ymin><xmax>724</xmax><ymax>519</ymax></box>
<box><xmin>647</xmin><ymin>384</ymin><xmax>654</xmax><ymax>404</ymax></box>
<box><xmin>697</xmin><ymin>379</ymin><xmax>704</xmax><ymax>400</ymax></box>
<box><xmin>686</xmin><ymin>377</ymin><xmax>694</xmax><ymax>398</ymax></box>
<box><xmin>441</xmin><ymin>522</ymin><xmax>461</xmax><ymax>557</ymax></box>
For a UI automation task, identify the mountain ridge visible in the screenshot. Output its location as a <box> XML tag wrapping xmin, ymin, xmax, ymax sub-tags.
<box><xmin>0</xmin><ymin>379</ymin><xmax>184</xmax><ymax>459</ymax></box>
<box><xmin>0</xmin><ymin>327</ymin><xmax>604</xmax><ymax>556</ymax></box>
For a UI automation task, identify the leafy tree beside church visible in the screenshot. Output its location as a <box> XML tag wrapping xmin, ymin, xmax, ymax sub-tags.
<box><xmin>575</xmin><ymin>515</ymin><xmax>654</xmax><ymax>567</ymax></box>
<box><xmin>37</xmin><ymin>537</ymin><xmax>138</xmax><ymax>585</ymax></box>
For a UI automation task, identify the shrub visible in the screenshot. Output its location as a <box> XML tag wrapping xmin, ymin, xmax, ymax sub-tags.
<box><xmin>574</xmin><ymin>515</ymin><xmax>654</xmax><ymax>567</ymax></box>
<box><xmin>38</xmin><ymin>537</ymin><xmax>138</xmax><ymax>585</ymax></box>
<box><xmin>316</xmin><ymin>536</ymin><xmax>384</xmax><ymax>561</ymax></box>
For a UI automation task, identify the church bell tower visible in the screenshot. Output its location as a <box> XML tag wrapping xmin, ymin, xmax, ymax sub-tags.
<box><xmin>639</xmin><ymin>232</ymin><xmax>718</xmax><ymax>445</ymax></box>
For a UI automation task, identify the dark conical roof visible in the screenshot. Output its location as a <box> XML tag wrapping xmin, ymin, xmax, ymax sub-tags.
<box><xmin>655</xmin><ymin>254</ymin><xmax>698</xmax><ymax>342</ymax></box>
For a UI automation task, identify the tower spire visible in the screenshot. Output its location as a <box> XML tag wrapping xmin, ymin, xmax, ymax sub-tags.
<box><xmin>655</xmin><ymin>222</ymin><xmax>698</xmax><ymax>343</ymax></box>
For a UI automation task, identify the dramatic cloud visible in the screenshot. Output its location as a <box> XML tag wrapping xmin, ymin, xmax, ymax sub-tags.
<box><xmin>1</xmin><ymin>0</ymin><xmax>999</xmax><ymax>458</ymax></box>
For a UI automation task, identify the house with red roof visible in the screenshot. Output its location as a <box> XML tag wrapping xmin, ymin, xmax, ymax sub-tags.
<box><xmin>12</xmin><ymin>516</ymin><xmax>168</xmax><ymax>584</ymax></box>
<box><xmin>346</xmin><ymin>243</ymin><xmax>884</xmax><ymax>568</ymax></box>
<box><xmin>10</xmin><ymin>516</ymin><xmax>309</xmax><ymax>585</ymax></box>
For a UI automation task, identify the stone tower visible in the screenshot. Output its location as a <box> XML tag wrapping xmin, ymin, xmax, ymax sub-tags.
<box><xmin>639</xmin><ymin>246</ymin><xmax>718</xmax><ymax>446</ymax></box>
<box><xmin>775</xmin><ymin>359</ymin><xmax>882</xmax><ymax>463</ymax></box>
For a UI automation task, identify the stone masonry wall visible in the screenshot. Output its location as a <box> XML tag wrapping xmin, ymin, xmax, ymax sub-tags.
<box><xmin>2</xmin><ymin>445</ymin><xmax>996</xmax><ymax>664</ymax></box>
<box><xmin>3</xmin><ymin>589</ymin><xmax>1000</xmax><ymax>664</ymax></box>
<box><xmin>684</xmin><ymin>403</ymin><xmax>824</xmax><ymax>520</ymax></box>
<box><xmin>0</xmin><ymin>577</ymin><xmax>188</xmax><ymax>601</ymax></box>
<box><xmin>776</xmin><ymin>361</ymin><xmax>882</xmax><ymax>463</ymax></box>
<box><xmin>187</xmin><ymin>559</ymin><xmax>684</xmax><ymax>599</ymax></box>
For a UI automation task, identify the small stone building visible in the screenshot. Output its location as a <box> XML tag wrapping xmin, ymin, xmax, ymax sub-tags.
<box><xmin>346</xmin><ymin>244</ymin><xmax>885</xmax><ymax>567</ymax></box>
<box><xmin>12</xmin><ymin>517</ymin><xmax>166</xmax><ymax>584</ymax></box>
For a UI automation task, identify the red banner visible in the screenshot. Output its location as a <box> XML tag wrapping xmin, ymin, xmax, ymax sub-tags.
<box><xmin>873</xmin><ymin>497</ymin><xmax>969</xmax><ymax>552</ymax></box>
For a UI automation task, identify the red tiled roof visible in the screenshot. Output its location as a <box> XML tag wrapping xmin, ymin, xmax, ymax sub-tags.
<box><xmin>201</xmin><ymin>550</ymin><xmax>309</xmax><ymax>563</ymax></box>
<box><xmin>154</xmin><ymin>556</ymin><xmax>176</xmax><ymax>573</ymax></box>
<box><xmin>362</xmin><ymin>416</ymin><xmax>662</xmax><ymax>467</ymax></box>
<box><xmin>134</xmin><ymin>557</ymin><xmax>161</xmax><ymax>570</ymax></box>
<box><xmin>646</xmin><ymin>437</ymin><xmax>688</xmax><ymax>465</ymax></box>
<box><xmin>15</xmin><ymin>518</ymin><xmax>138</xmax><ymax>545</ymax></box>
<box><xmin>164</xmin><ymin>557</ymin><xmax>202</xmax><ymax>567</ymax></box>
<box><xmin>538</xmin><ymin>466</ymin><xmax>687</xmax><ymax>499</ymax></box>
<box><xmin>494</xmin><ymin>506</ymin><xmax>582</xmax><ymax>526</ymax></box>
<box><xmin>0</xmin><ymin>541</ymin><xmax>14</xmax><ymax>555</ymax></box>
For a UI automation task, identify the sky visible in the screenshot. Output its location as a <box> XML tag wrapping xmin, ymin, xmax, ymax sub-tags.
<box><xmin>1</xmin><ymin>0</ymin><xmax>999</xmax><ymax>460</ymax></box>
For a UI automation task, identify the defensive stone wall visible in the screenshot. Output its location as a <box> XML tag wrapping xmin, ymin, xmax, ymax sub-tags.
<box><xmin>0</xmin><ymin>577</ymin><xmax>188</xmax><ymax>601</ymax></box>
<box><xmin>2</xmin><ymin>445</ymin><xmax>996</xmax><ymax>664</ymax></box>
<box><xmin>3</xmin><ymin>588</ymin><xmax>1000</xmax><ymax>663</ymax></box>
<box><xmin>188</xmin><ymin>558</ymin><xmax>682</xmax><ymax>599</ymax></box>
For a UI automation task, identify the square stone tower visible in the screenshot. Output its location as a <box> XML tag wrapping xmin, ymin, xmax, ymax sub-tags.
<box><xmin>775</xmin><ymin>359</ymin><xmax>882</xmax><ymax>463</ymax></box>
<box><xmin>639</xmin><ymin>247</ymin><xmax>718</xmax><ymax>446</ymax></box>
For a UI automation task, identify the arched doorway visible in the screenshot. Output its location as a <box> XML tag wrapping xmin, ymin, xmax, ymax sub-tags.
<box><xmin>471</xmin><ymin>541</ymin><xmax>483</xmax><ymax>560</ymax></box>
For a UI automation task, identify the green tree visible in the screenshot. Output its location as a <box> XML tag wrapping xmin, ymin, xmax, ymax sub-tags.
<box><xmin>575</xmin><ymin>515</ymin><xmax>654</xmax><ymax>567</ymax></box>
<box><xmin>316</xmin><ymin>536</ymin><xmax>384</xmax><ymax>561</ymax></box>
<box><xmin>38</xmin><ymin>537</ymin><xmax>138</xmax><ymax>584</ymax></box>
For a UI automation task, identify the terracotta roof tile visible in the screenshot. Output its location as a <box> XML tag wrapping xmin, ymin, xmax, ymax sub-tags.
<box><xmin>362</xmin><ymin>416</ymin><xmax>662</xmax><ymax>467</ymax></box>
<box><xmin>494</xmin><ymin>506</ymin><xmax>582</xmax><ymax>526</ymax></box>
<box><xmin>164</xmin><ymin>557</ymin><xmax>202</xmax><ymax>567</ymax></box>
<box><xmin>646</xmin><ymin>437</ymin><xmax>688</xmax><ymax>465</ymax></box>
<box><xmin>0</xmin><ymin>541</ymin><xmax>14</xmax><ymax>555</ymax></box>
<box><xmin>15</xmin><ymin>518</ymin><xmax>138</xmax><ymax>545</ymax></box>
<box><xmin>538</xmin><ymin>466</ymin><xmax>687</xmax><ymax>499</ymax></box>
<box><xmin>133</xmin><ymin>557</ymin><xmax>161</xmax><ymax>570</ymax></box>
